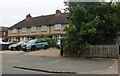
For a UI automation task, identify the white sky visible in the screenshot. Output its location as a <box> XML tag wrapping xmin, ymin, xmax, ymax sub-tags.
<box><xmin>0</xmin><ymin>0</ymin><xmax>65</xmax><ymax>27</ymax></box>
<box><xmin>0</xmin><ymin>0</ymin><xmax>118</xmax><ymax>27</ymax></box>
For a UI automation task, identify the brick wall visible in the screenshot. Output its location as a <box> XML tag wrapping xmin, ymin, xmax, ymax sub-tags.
<box><xmin>8</xmin><ymin>24</ymin><xmax>69</xmax><ymax>37</ymax></box>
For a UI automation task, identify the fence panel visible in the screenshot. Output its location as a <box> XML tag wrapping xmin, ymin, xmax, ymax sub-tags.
<box><xmin>84</xmin><ymin>45</ymin><xmax>119</xmax><ymax>58</ymax></box>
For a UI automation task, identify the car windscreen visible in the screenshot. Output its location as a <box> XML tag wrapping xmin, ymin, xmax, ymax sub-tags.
<box><xmin>17</xmin><ymin>41</ymin><xmax>25</xmax><ymax>45</ymax></box>
<box><xmin>40</xmin><ymin>40</ymin><xmax>47</xmax><ymax>42</ymax></box>
<box><xmin>2</xmin><ymin>39</ymin><xmax>7</xmax><ymax>42</ymax></box>
<box><xmin>28</xmin><ymin>40</ymin><xmax>36</xmax><ymax>43</ymax></box>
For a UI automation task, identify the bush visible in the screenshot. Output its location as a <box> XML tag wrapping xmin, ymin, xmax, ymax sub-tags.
<box><xmin>36</xmin><ymin>35</ymin><xmax>57</xmax><ymax>47</ymax></box>
<box><xmin>36</xmin><ymin>35</ymin><xmax>49</xmax><ymax>39</ymax></box>
<box><xmin>9</xmin><ymin>40</ymin><xmax>19</xmax><ymax>44</ymax></box>
<box><xmin>46</xmin><ymin>38</ymin><xmax>57</xmax><ymax>47</ymax></box>
<box><xmin>62</xmin><ymin>38</ymin><xmax>90</xmax><ymax>57</ymax></box>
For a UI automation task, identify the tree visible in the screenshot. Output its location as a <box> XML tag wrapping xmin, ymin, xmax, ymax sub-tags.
<box><xmin>63</xmin><ymin>2</ymin><xmax>120</xmax><ymax>55</ymax></box>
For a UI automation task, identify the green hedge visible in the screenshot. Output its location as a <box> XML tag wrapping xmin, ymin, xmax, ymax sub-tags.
<box><xmin>36</xmin><ymin>35</ymin><xmax>57</xmax><ymax>47</ymax></box>
<box><xmin>61</xmin><ymin>38</ymin><xmax>90</xmax><ymax>57</ymax></box>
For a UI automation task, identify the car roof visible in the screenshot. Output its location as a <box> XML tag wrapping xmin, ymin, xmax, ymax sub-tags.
<box><xmin>0</xmin><ymin>38</ymin><xmax>5</xmax><ymax>41</ymax></box>
<box><xmin>29</xmin><ymin>39</ymin><xmax>47</xmax><ymax>42</ymax></box>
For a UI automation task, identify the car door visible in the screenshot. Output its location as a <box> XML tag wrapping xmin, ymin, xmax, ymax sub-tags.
<box><xmin>40</xmin><ymin>40</ymin><xmax>46</xmax><ymax>47</ymax></box>
<box><xmin>36</xmin><ymin>40</ymin><xmax>43</xmax><ymax>48</ymax></box>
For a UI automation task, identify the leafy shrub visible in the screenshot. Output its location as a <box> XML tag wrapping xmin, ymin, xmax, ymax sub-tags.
<box><xmin>46</xmin><ymin>38</ymin><xmax>57</xmax><ymax>47</ymax></box>
<box><xmin>36</xmin><ymin>35</ymin><xmax>57</xmax><ymax>47</ymax></box>
<box><xmin>9</xmin><ymin>40</ymin><xmax>19</xmax><ymax>44</ymax></box>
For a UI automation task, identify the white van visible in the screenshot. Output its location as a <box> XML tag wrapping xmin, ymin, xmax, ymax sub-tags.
<box><xmin>0</xmin><ymin>38</ymin><xmax>9</xmax><ymax>44</ymax></box>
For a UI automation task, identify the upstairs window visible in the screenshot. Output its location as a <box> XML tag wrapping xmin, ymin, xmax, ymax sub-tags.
<box><xmin>22</xmin><ymin>27</ymin><xmax>26</xmax><ymax>32</ymax></box>
<box><xmin>54</xmin><ymin>24</ymin><xmax>61</xmax><ymax>30</ymax></box>
<box><xmin>41</xmin><ymin>25</ymin><xmax>47</xmax><ymax>32</ymax></box>
<box><xmin>12</xmin><ymin>28</ymin><xmax>17</xmax><ymax>34</ymax></box>
<box><xmin>31</xmin><ymin>27</ymin><xmax>36</xmax><ymax>32</ymax></box>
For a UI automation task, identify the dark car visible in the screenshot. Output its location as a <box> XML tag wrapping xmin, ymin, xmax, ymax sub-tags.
<box><xmin>21</xmin><ymin>39</ymin><xmax>49</xmax><ymax>51</ymax></box>
<box><xmin>0</xmin><ymin>38</ymin><xmax>9</xmax><ymax>50</ymax></box>
<box><xmin>9</xmin><ymin>41</ymin><xmax>27</xmax><ymax>51</ymax></box>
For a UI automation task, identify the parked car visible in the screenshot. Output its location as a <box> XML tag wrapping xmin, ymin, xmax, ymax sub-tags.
<box><xmin>0</xmin><ymin>38</ymin><xmax>9</xmax><ymax>44</ymax></box>
<box><xmin>0</xmin><ymin>38</ymin><xmax>9</xmax><ymax>50</ymax></box>
<box><xmin>9</xmin><ymin>41</ymin><xmax>27</xmax><ymax>51</ymax></box>
<box><xmin>21</xmin><ymin>39</ymin><xmax>49</xmax><ymax>51</ymax></box>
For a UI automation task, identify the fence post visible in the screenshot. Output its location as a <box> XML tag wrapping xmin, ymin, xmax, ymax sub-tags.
<box><xmin>116</xmin><ymin>45</ymin><xmax>119</xmax><ymax>58</ymax></box>
<box><xmin>118</xmin><ymin>45</ymin><xmax>119</xmax><ymax>58</ymax></box>
<box><xmin>60</xmin><ymin>39</ymin><xmax>63</xmax><ymax>56</ymax></box>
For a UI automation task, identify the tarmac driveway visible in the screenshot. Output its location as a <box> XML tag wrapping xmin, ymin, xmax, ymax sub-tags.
<box><xmin>0</xmin><ymin>48</ymin><xmax>60</xmax><ymax>57</ymax></box>
<box><xmin>1</xmin><ymin>48</ymin><xmax>119</xmax><ymax>74</ymax></box>
<box><xmin>2</xmin><ymin>54</ymin><xmax>118</xmax><ymax>74</ymax></box>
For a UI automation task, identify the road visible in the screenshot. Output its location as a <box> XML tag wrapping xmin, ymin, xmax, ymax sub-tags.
<box><xmin>1</xmin><ymin>54</ymin><xmax>119</xmax><ymax>76</ymax></box>
<box><xmin>2</xmin><ymin>54</ymin><xmax>51</xmax><ymax>74</ymax></box>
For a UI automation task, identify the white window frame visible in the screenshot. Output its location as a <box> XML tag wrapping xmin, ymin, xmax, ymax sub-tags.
<box><xmin>31</xmin><ymin>27</ymin><xmax>36</xmax><ymax>32</ymax></box>
<box><xmin>54</xmin><ymin>24</ymin><xmax>61</xmax><ymax>30</ymax></box>
<box><xmin>53</xmin><ymin>35</ymin><xmax>62</xmax><ymax>40</ymax></box>
<box><xmin>22</xmin><ymin>27</ymin><xmax>26</xmax><ymax>32</ymax></box>
<box><xmin>12</xmin><ymin>28</ymin><xmax>17</xmax><ymax>34</ymax></box>
<box><xmin>41</xmin><ymin>25</ymin><xmax>47</xmax><ymax>32</ymax></box>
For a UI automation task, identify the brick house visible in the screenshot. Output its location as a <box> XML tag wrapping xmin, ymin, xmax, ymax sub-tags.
<box><xmin>0</xmin><ymin>26</ymin><xmax>8</xmax><ymax>39</ymax></box>
<box><xmin>8</xmin><ymin>10</ymin><xmax>69</xmax><ymax>41</ymax></box>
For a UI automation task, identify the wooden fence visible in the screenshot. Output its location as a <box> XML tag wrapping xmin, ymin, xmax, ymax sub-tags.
<box><xmin>83</xmin><ymin>45</ymin><xmax>119</xmax><ymax>58</ymax></box>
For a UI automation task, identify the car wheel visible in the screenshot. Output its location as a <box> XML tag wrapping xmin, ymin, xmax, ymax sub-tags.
<box><xmin>44</xmin><ymin>45</ymin><xmax>48</xmax><ymax>50</ymax></box>
<box><xmin>56</xmin><ymin>45</ymin><xmax>60</xmax><ymax>49</ymax></box>
<box><xmin>11</xmin><ymin>47</ymin><xmax>14</xmax><ymax>51</ymax></box>
<box><xmin>37</xmin><ymin>48</ymin><xmax>39</xmax><ymax>50</ymax></box>
<box><xmin>31</xmin><ymin>46</ymin><xmax>36</xmax><ymax>51</ymax></box>
<box><xmin>23</xmin><ymin>49</ymin><xmax>27</xmax><ymax>52</ymax></box>
<box><xmin>17</xmin><ymin>46</ymin><xmax>21</xmax><ymax>51</ymax></box>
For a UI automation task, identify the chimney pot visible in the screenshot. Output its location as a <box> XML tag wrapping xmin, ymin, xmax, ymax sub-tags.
<box><xmin>56</xmin><ymin>10</ymin><xmax>61</xmax><ymax>15</ymax></box>
<box><xmin>26</xmin><ymin>14</ymin><xmax>32</xmax><ymax>20</ymax></box>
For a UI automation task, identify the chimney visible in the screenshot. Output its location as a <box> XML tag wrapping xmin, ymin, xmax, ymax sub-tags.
<box><xmin>55</xmin><ymin>10</ymin><xmax>61</xmax><ymax>15</ymax></box>
<box><xmin>26</xmin><ymin>14</ymin><xmax>32</xmax><ymax>20</ymax></box>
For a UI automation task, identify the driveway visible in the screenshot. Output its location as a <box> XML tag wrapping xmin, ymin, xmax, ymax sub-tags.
<box><xmin>0</xmin><ymin>48</ymin><xmax>60</xmax><ymax>57</ymax></box>
<box><xmin>2</xmin><ymin>54</ymin><xmax>118</xmax><ymax>74</ymax></box>
<box><xmin>1</xmin><ymin>49</ymin><xmax>119</xmax><ymax>74</ymax></box>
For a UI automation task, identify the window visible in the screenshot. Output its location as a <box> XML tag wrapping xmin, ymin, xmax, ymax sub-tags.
<box><xmin>41</xmin><ymin>25</ymin><xmax>47</xmax><ymax>32</ymax></box>
<box><xmin>31</xmin><ymin>27</ymin><xmax>36</xmax><ymax>32</ymax></box>
<box><xmin>53</xmin><ymin>35</ymin><xmax>62</xmax><ymax>40</ymax></box>
<box><xmin>12</xmin><ymin>28</ymin><xmax>17</xmax><ymax>33</ymax></box>
<box><xmin>36</xmin><ymin>40</ymin><xmax>41</xmax><ymax>43</ymax></box>
<box><xmin>22</xmin><ymin>27</ymin><xmax>26</xmax><ymax>32</ymax></box>
<box><xmin>54</xmin><ymin>24</ymin><xmax>61</xmax><ymax>30</ymax></box>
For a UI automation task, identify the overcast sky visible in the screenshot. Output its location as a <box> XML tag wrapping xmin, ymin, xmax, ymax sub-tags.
<box><xmin>0</xmin><ymin>0</ymin><xmax>65</xmax><ymax>27</ymax></box>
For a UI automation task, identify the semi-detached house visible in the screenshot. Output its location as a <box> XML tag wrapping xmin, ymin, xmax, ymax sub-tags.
<box><xmin>0</xmin><ymin>26</ymin><xmax>8</xmax><ymax>38</ymax></box>
<box><xmin>8</xmin><ymin>10</ymin><xmax>69</xmax><ymax>41</ymax></box>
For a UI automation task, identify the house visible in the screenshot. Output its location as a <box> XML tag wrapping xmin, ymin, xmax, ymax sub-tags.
<box><xmin>0</xmin><ymin>26</ymin><xmax>8</xmax><ymax>39</ymax></box>
<box><xmin>8</xmin><ymin>10</ymin><xmax>69</xmax><ymax>41</ymax></box>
